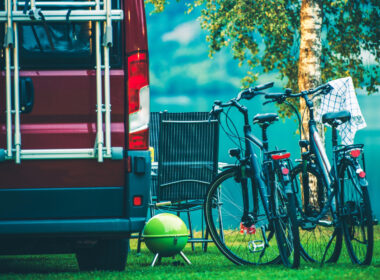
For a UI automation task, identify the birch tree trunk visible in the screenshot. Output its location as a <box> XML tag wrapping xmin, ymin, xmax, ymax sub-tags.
<box><xmin>298</xmin><ymin>0</ymin><xmax>323</xmax><ymax>208</ymax></box>
<box><xmin>298</xmin><ymin>0</ymin><xmax>322</xmax><ymax>108</ymax></box>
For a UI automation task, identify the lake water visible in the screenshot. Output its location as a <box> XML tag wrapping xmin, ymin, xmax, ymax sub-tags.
<box><xmin>151</xmin><ymin>92</ymin><xmax>380</xmax><ymax>221</ymax></box>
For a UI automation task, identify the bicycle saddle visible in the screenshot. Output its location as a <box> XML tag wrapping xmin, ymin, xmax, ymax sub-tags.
<box><xmin>253</xmin><ymin>113</ymin><xmax>279</xmax><ymax>124</ymax></box>
<box><xmin>322</xmin><ymin>110</ymin><xmax>351</xmax><ymax>127</ymax></box>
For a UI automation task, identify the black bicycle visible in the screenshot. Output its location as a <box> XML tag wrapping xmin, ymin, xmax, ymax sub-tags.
<box><xmin>204</xmin><ymin>83</ymin><xmax>300</xmax><ymax>268</ymax></box>
<box><xmin>265</xmin><ymin>84</ymin><xmax>373</xmax><ymax>265</ymax></box>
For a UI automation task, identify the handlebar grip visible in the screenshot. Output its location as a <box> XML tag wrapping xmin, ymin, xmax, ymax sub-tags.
<box><xmin>254</xmin><ymin>82</ymin><xmax>274</xmax><ymax>91</ymax></box>
<box><xmin>310</xmin><ymin>83</ymin><xmax>332</xmax><ymax>95</ymax></box>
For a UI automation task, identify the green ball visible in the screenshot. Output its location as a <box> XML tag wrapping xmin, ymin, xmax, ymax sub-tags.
<box><xmin>142</xmin><ymin>213</ymin><xmax>189</xmax><ymax>257</ymax></box>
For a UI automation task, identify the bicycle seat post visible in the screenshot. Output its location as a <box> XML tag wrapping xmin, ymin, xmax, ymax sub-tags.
<box><xmin>261</xmin><ymin>124</ymin><xmax>269</xmax><ymax>151</ymax></box>
<box><xmin>332</xmin><ymin>125</ymin><xmax>338</xmax><ymax>148</ymax></box>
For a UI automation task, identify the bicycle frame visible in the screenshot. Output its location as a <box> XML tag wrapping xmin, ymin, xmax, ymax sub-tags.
<box><xmin>301</xmin><ymin>95</ymin><xmax>345</xmax><ymax>224</ymax></box>
<box><xmin>239</xmin><ymin>108</ymin><xmax>291</xmax><ymax>228</ymax></box>
<box><xmin>244</xmin><ymin>125</ymin><xmax>272</xmax><ymax>223</ymax></box>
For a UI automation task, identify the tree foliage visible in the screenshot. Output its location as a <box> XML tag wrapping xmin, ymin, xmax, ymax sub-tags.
<box><xmin>146</xmin><ymin>0</ymin><xmax>379</xmax><ymax>115</ymax></box>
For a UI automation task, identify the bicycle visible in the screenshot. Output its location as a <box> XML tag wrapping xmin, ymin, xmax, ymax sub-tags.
<box><xmin>204</xmin><ymin>82</ymin><xmax>300</xmax><ymax>268</ymax></box>
<box><xmin>265</xmin><ymin>84</ymin><xmax>373</xmax><ymax>265</ymax></box>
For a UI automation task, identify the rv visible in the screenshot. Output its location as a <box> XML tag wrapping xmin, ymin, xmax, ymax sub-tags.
<box><xmin>0</xmin><ymin>0</ymin><xmax>150</xmax><ymax>271</ymax></box>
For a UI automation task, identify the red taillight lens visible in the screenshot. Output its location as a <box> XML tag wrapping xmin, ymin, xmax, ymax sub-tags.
<box><xmin>128</xmin><ymin>53</ymin><xmax>148</xmax><ymax>114</ymax></box>
<box><xmin>271</xmin><ymin>152</ymin><xmax>291</xmax><ymax>160</ymax></box>
<box><xmin>128</xmin><ymin>52</ymin><xmax>150</xmax><ymax>151</ymax></box>
<box><xmin>133</xmin><ymin>195</ymin><xmax>143</xmax><ymax>206</ymax></box>
<box><xmin>129</xmin><ymin>128</ymin><xmax>149</xmax><ymax>150</ymax></box>
<box><xmin>350</xmin><ymin>149</ymin><xmax>361</xmax><ymax>158</ymax></box>
<box><xmin>358</xmin><ymin>171</ymin><xmax>366</xmax><ymax>178</ymax></box>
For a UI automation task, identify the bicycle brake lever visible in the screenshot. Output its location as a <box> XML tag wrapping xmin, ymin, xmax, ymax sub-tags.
<box><xmin>263</xmin><ymin>100</ymin><xmax>274</xmax><ymax>105</ymax></box>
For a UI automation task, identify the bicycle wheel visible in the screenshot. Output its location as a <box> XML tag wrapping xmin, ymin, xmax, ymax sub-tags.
<box><xmin>339</xmin><ymin>160</ymin><xmax>373</xmax><ymax>265</ymax></box>
<box><xmin>290</xmin><ymin>164</ymin><xmax>342</xmax><ymax>263</ymax></box>
<box><xmin>204</xmin><ymin>167</ymin><xmax>281</xmax><ymax>265</ymax></box>
<box><xmin>272</xmin><ymin>179</ymin><xmax>300</xmax><ymax>268</ymax></box>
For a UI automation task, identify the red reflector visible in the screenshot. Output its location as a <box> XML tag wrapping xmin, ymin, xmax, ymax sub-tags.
<box><xmin>350</xmin><ymin>150</ymin><xmax>361</xmax><ymax>158</ymax></box>
<box><xmin>271</xmin><ymin>152</ymin><xmax>291</xmax><ymax>160</ymax></box>
<box><xmin>282</xmin><ymin>168</ymin><xmax>289</xmax><ymax>175</ymax></box>
<box><xmin>240</xmin><ymin>222</ymin><xmax>256</xmax><ymax>235</ymax></box>
<box><xmin>133</xmin><ymin>196</ymin><xmax>142</xmax><ymax>206</ymax></box>
<box><xmin>358</xmin><ymin>171</ymin><xmax>366</xmax><ymax>178</ymax></box>
<box><xmin>129</xmin><ymin>128</ymin><xmax>149</xmax><ymax>150</ymax></box>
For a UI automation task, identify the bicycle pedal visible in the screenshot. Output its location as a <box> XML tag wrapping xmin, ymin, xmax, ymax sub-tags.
<box><xmin>318</xmin><ymin>219</ymin><xmax>333</xmax><ymax>227</ymax></box>
<box><xmin>248</xmin><ymin>240</ymin><xmax>265</xmax><ymax>253</ymax></box>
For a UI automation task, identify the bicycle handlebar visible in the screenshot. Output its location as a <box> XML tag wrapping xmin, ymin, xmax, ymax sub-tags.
<box><xmin>209</xmin><ymin>82</ymin><xmax>274</xmax><ymax>119</ymax></box>
<box><xmin>262</xmin><ymin>83</ymin><xmax>333</xmax><ymax>142</ymax></box>
<box><xmin>237</xmin><ymin>82</ymin><xmax>274</xmax><ymax>101</ymax></box>
<box><xmin>264</xmin><ymin>83</ymin><xmax>332</xmax><ymax>103</ymax></box>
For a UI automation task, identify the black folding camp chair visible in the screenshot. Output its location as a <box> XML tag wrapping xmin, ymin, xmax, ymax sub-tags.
<box><xmin>137</xmin><ymin>111</ymin><xmax>220</xmax><ymax>252</ymax></box>
<box><xmin>156</xmin><ymin>111</ymin><xmax>219</xmax><ymax>251</ymax></box>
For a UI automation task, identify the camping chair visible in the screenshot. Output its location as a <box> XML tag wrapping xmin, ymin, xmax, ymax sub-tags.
<box><xmin>138</xmin><ymin>111</ymin><xmax>220</xmax><ymax>252</ymax></box>
<box><xmin>156</xmin><ymin>111</ymin><xmax>219</xmax><ymax>250</ymax></box>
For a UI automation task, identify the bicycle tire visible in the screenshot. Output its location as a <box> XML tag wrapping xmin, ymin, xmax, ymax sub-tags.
<box><xmin>290</xmin><ymin>164</ymin><xmax>342</xmax><ymax>263</ymax></box>
<box><xmin>271</xmin><ymin>179</ymin><xmax>301</xmax><ymax>268</ymax></box>
<box><xmin>204</xmin><ymin>167</ymin><xmax>281</xmax><ymax>265</ymax></box>
<box><xmin>339</xmin><ymin>160</ymin><xmax>373</xmax><ymax>265</ymax></box>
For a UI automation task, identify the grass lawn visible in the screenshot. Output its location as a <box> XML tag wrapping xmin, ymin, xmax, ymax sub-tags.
<box><xmin>0</xmin><ymin>226</ymin><xmax>379</xmax><ymax>280</ymax></box>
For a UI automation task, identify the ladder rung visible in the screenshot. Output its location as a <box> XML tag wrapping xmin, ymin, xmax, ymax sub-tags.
<box><xmin>0</xmin><ymin>10</ymin><xmax>123</xmax><ymax>22</ymax></box>
<box><xmin>17</xmin><ymin>1</ymin><xmax>103</xmax><ymax>8</ymax></box>
<box><xmin>18</xmin><ymin>148</ymin><xmax>123</xmax><ymax>160</ymax></box>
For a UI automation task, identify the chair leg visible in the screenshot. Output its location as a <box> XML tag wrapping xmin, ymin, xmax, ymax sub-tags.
<box><xmin>187</xmin><ymin>210</ymin><xmax>195</xmax><ymax>251</ymax></box>
<box><xmin>204</xmin><ymin>227</ymin><xmax>209</xmax><ymax>252</ymax></box>
<box><xmin>218</xmin><ymin>201</ymin><xmax>225</xmax><ymax>243</ymax></box>
<box><xmin>201</xmin><ymin>208</ymin><xmax>206</xmax><ymax>252</ymax></box>
<box><xmin>150</xmin><ymin>204</ymin><xmax>156</xmax><ymax>217</ymax></box>
<box><xmin>136</xmin><ymin>230</ymin><xmax>143</xmax><ymax>254</ymax></box>
<box><xmin>203</xmin><ymin>207</ymin><xmax>210</xmax><ymax>252</ymax></box>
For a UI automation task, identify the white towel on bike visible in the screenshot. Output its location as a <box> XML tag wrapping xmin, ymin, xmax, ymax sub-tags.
<box><xmin>317</xmin><ymin>77</ymin><xmax>366</xmax><ymax>145</ymax></box>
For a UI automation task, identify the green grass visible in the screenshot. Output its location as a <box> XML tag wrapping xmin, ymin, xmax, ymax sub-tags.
<box><xmin>1</xmin><ymin>226</ymin><xmax>379</xmax><ymax>280</ymax></box>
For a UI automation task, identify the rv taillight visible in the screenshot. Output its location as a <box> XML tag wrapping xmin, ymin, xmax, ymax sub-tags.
<box><xmin>128</xmin><ymin>52</ymin><xmax>150</xmax><ymax>150</ymax></box>
<box><xmin>129</xmin><ymin>128</ymin><xmax>149</xmax><ymax>150</ymax></box>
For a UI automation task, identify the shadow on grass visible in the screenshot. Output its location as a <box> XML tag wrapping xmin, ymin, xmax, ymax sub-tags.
<box><xmin>0</xmin><ymin>254</ymin><xmax>78</xmax><ymax>274</ymax></box>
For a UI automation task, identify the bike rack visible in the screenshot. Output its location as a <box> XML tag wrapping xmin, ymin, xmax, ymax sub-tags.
<box><xmin>0</xmin><ymin>0</ymin><xmax>124</xmax><ymax>163</ymax></box>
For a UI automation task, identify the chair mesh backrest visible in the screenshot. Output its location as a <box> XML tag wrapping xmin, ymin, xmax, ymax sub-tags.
<box><xmin>158</xmin><ymin>112</ymin><xmax>219</xmax><ymax>202</ymax></box>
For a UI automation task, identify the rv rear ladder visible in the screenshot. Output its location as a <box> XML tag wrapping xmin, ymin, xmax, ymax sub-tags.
<box><xmin>0</xmin><ymin>0</ymin><xmax>124</xmax><ymax>163</ymax></box>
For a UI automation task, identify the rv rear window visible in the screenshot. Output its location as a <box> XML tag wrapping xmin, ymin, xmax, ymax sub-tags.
<box><xmin>19</xmin><ymin>21</ymin><xmax>122</xmax><ymax>69</ymax></box>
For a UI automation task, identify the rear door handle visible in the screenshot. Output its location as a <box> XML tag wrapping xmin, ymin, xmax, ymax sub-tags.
<box><xmin>20</xmin><ymin>77</ymin><xmax>34</xmax><ymax>114</ymax></box>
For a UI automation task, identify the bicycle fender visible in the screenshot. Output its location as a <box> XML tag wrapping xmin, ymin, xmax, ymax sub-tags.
<box><xmin>358</xmin><ymin>178</ymin><xmax>368</xmax><ymax>187</ymax></box>
<box><xmin>284</xmin><ymin>182</ymin><xmax>293</xmax><ymax>194</ymax></box>
<box><xmin>353</xmin><ymin>162</ymin><xmax>368</xmax><ymax>187</ymax></box>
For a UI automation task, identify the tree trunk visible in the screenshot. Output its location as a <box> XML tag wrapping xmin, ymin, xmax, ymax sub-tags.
<box><xmin>298</xmin><ymin>0</ymin><xmax>323</xmax><ymax>209</ymax></box>
<box><xmin>298</xmin><ymin>0</ymin><xmax>322</xmax><ymax>109</ymax></box>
